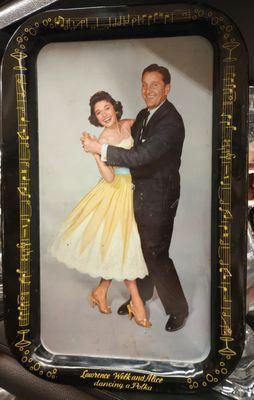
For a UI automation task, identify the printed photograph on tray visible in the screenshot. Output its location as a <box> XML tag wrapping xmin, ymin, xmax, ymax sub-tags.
<box><xmin>38</xmin><ymin>34</ymin><xmax>212</xmax><ymax>363</ymax></box>
<box><xmin>1</xmin><ymin>2</ymin><xmax>248</xmax><ymax>394</ymax></box>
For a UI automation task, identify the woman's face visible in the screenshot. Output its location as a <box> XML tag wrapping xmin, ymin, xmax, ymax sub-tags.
<box><xmin>94</xmin><ymin>100</ymin><xmax>117</xmax><ymax>128</ymax></box>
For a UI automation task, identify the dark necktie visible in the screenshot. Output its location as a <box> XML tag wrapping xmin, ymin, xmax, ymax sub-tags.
<box><xmin>139</xmin><ymin>109</ymin><xmax>150</xmax><ymax>143</ymax></box>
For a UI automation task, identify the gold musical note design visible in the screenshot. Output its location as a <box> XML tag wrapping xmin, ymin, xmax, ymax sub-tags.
<box><xmin>18</xmin><ymin>187</ymin><xmax>27</xmax><ymax>197</ymax></box>
<box><xmin>217</xmin><ymin>63</ymin><xmax>238</xmax><ymax>359</ymax></box>
<box><xmin>223</xmin><ymin>209</ymin><xmax>233</xmax><ymax>220</ymax></box>
<box><xmin>54</xmin><ymin>16</ymin><xmax>73</xmax><ymax>29</ymax></box>
<box><xmin>21</xmin><ymin>224</ymin><xmax>29</xmax><ymax>239</ymax></box>
<box><xmin>147</xmin><ymin>14</ymin><xmax>155</xmax><ymax>26</ymax></box>
<box><xmin>219</xmin><ymin>336</ymin><xmax>236</xmax><ymax>357</ymax></box>
<box><xmin>220</xmin><ymin>267</ymin><xmax>232</xmax><ymax>279</ymax></box>
<box><xmin>122</xmin><ymin>15</ymin><xmax>130</xmax><ymax>26</ymax></box>
<box><xmin>220</xmin><ymin>112</ymin><xmax>233</xmax><ymax>127</ymax></box>
<box><xmin>220</xmin><ymin>151</ymin><xmax>236</xmax><ymax>161</ymax></box>
<box><xmin>15</xmin><ymin>329</ymin><xmax>31</xmax><ymax>350</ymax></box>
<box><xmin>222</xmin><ymin>70</ymin><xmax>237</xmax><ymax>108</ymax></box>
<box><xmin>222</xmin><ymin>40</ymin><xmax>240</xmax><ymax>62</ymax></box>
<box><xmin>12</xmin><ymin>48</ymin><xmax>32</xmax><ymax>329</ymax></box>
<box><xmin>11</xmin><ymin>50</ymin><xmax>28</xmax><ymax>71</ymax></box>
<box><xmin>131</xmin><ymin>16</ymin><xmax>138</xmax><ymax>27</ymax></box>
<box><xmin>172</xmin><ymin>9</ymin><xmax>191</xmax><ymax>21</ymax></box>
<box><xmin>163</xmin><ymin>13</ymin><xmax>172</xmax><ymax>24</ymax></box>
<box><xmin>54</xmin><ymin>15</ymin><xmax>66</xmax><ymax>28</ymax></box>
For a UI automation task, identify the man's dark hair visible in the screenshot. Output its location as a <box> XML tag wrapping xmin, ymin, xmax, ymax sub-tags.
<box><xmin>89</xmin><ymin>91</ymin><xmax>123</xmax><ymax>127</ymax></box>
<box><xmin>142</xmin><ymin>64</ymin><xmax>171</xmax><ymax>85</ymax></box>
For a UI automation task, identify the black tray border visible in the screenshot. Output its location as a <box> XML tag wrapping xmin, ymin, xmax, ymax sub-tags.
<box><xmin>1</xmin><ymin>2</ymin><xmax>248</xmax><ymax>394</ymax></box>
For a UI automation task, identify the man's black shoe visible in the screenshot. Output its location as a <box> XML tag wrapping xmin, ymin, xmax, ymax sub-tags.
<box><xmin>165</xmin><ymin>312</ymin><xmax>188</xmax><ymax>332</ymax></box>
<box><xmin>117</xmin><ymin>299</ymin><xmax>130</xmax><ymax>315</ymax></box>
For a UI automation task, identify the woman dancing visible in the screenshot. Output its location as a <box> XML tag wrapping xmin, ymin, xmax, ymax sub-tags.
<box><xmin>51</xmin><ymin>91</ymin><xmax>151</xmax><ymax>328</ymax></box>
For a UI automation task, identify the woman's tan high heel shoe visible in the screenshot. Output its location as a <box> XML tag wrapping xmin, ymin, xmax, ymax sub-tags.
<box><xmin>127</xmin><ymin>302</ymin><xmax>152</xmax><ymax>328</ymax></box>
<box><xmin>89</xmin><ymin>291</ymin><xmax>112</xmax><ymax>314</ymax></box>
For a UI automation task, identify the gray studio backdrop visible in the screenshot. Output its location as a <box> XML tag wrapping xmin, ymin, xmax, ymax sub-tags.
<box><xmin>37</xmin><ymin>36</ymin><xmax>213</xmax><ymax>362</ymax></box>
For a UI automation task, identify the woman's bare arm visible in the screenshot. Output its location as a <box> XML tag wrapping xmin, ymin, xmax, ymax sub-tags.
<box><xmin>92</xmin><ymin>134</ymin><xmax>115</xmax><ymax>183</ymax></box>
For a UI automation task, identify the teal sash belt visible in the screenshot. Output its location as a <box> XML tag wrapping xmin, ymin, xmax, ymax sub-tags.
<box><xmin>114</xmin><ymin>167</ymin><xmax>130</xmax><ymax>175</ymax></box>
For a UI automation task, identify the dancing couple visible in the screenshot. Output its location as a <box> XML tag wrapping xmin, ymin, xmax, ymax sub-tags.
<box><xmin>52</xmin><ymin>64</ymin><xmax>188</xmax><ymax>332</ymax></box>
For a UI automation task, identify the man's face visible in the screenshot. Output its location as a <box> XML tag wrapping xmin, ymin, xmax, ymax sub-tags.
<box><xmin>141</xmin><ymin>71</ymin><xmax>170</xmax><ymax>109</ymax></box>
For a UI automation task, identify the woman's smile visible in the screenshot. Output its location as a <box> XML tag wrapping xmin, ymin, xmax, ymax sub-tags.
<box><xmin>94</xmin><ymin>100</ymin><xmax>117</xmax><ymax>128</ymax></box>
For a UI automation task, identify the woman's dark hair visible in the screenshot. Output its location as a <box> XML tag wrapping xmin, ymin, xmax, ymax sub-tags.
<box><xmin>142</xmin><ymin>63</ymin><xmax>171</xmax><ymax>85</ymax></box>
<box><xmin>88</xmin><ymin>91</ymin><xmax>123</xmax><ymax>127</ymax></box>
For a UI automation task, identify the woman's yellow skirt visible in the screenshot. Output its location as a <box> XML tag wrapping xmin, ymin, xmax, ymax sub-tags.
<box><xmin>51</xmin><ymin>175</ymin><xmax>148</xmax><ymax>281</ymax></box>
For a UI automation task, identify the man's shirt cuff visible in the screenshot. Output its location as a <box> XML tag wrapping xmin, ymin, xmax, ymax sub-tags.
<box><xmin>101</xmin><ymin>144</ymin><xmax>108</xmax><ymax>162</ymax></box>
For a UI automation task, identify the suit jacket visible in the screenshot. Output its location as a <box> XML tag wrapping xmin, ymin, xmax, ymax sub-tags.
<box><xmin>107</xmin><ymin>99</ymin><xmax>185</xmax><ymax>223</ymax></box>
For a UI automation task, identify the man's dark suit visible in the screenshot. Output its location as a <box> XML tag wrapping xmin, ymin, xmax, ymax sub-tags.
<box><xmin>107</xmin><ymin>99</ymin><xmax>188</xmax><ymax>316</ymax></box>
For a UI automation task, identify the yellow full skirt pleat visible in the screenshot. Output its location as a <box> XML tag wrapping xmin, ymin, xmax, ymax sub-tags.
<box><xmin>51</xmin><ymin>175</ymin><xmax>148</xmax><ymax>281</ymax></box>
